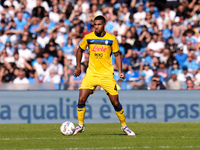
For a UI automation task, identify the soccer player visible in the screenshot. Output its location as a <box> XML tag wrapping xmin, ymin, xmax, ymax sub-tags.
<box><xmin>73</xmin><ymin>15</ymin><xmax>135</xmax><ymax>136</ymax></box>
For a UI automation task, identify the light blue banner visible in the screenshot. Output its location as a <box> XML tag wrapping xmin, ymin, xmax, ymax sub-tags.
<box><xmin>0</xmin><ymin>91</ymin><xmax>200</xmax><ymax>124</ymax></box>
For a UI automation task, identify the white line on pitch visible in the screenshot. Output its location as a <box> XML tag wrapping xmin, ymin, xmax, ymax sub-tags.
<box><xmin>0</xmin><ymin>136</ymin><xmax>200</xmax><ymax>140</ymax></box>
<box><xmin>21</xmin><ymin>146</ymin><xmax>200</xmax><ymax>150</ymax></box>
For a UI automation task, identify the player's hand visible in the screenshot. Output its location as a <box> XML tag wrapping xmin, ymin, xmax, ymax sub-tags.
<box><xmin>73</xmin><ymin>68</ymin><xmax>81</xmax><ymax>77</ymax></box>
<box><xmin>119</xmin><ymin>72</ymin><xmax>125</xmax><ymax>79</ymax></box>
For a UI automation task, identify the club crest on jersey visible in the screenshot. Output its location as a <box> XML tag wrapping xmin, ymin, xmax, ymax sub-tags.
<box><xmin>105</xmin><ymin>40</ymin><xmax>108</xmax><ymax>45</ymax></box>
<box><xmin>91</xmin><ymin>45</ymin><xmax>107</xmax><ymax>52</ymax></box>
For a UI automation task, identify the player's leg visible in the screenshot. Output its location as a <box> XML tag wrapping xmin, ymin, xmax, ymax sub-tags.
<box><xmin>108</xmin><ymin>94</ymin><xmax>136</xmax><ymax>136</ymax></box>
<box><xmin>73</xmin><ymin>89</ymin><xmax>93</xmax><ymax>135</ymax></box>
<box><xmin>77</xmin><ymin>89</ymin><xmax>93</xmax><ymax>125</ymax></box>
<box><xmin>99</xmin><ymin>76</ymin><xmax>127</xmax><ymax>127</ymax></box>
<box><xmin>108</xmin><ymin>94</ymin><xmax>126</xmax><ymax>127</ymax></box>
<box><xmin>100</xmin><ymin>75</ymin><xmax>135</xmax><ymax>136</ymax></box>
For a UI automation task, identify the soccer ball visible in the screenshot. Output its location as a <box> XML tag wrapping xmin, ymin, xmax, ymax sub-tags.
<box><xmin>60</xmin><ymin>121</ymin><xmax>75</xmax><ymax>135</ymax></box>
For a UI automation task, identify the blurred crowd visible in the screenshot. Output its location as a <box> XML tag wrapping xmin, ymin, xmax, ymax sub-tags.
<box><xmin>0</xmin><ymin>0</ymin><xmax>200</xmax><ymax>90</ymax></box>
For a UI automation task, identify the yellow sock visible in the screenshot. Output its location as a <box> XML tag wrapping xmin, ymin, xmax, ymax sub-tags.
<box><xmin>77</xmin><ymin>105</ymin><xmax>86</xmax><ymax>125</ymax></box>
<box><xmin>115</xmin><ymin>105</ymin><xmax>127</xmax><ymax>127</ymax></box>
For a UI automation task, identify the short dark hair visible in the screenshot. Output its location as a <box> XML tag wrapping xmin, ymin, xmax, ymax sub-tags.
<box><xmin>94</xmin><ymin>15</ymin><xmax>106</xmax><ymax>23</ymax></box>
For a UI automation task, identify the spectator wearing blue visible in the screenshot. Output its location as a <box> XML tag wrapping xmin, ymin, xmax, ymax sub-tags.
<box><xmin>125</xmin><ymin>70</ymin><xmax>139</xmax><ymax>83</ymax></box>
<box><xmin>125</xmin><ymin>13</ymin><xmax>135</xmax><ymax>27</ymax></box>
<box><xmin>0</xmin><ymin>40</ymin><xmax>5</xmax><ymax>52</ymax></box>
<box><xmin>157</xmin><ymin>61</ymin><xmax>168</xmax><ymax>81</ymax></box>
<box><xmin>185</xmin><ymin>29</ymin><xmax>197</xmax><ymax>49</ymax></box>
<box><xmin>28</xmin><ymin>70</ymin><xmax>36</xmax><ymax>83</ymax></box>
<box><xmin>141</xmin><ymin>62</ymin><xmax>153</xmax><ymax>84</ymax></box>
<box><xmin>42</xmin><ymin>50</ymin><xmax>54</xmax><ymax>65</ymax></box>
<box><xmin>148</xmin><ymin>66</ymin><xmax>165</xmax><ymax>84</ymax></box>
<box><xmin>29</xmin><ymin>17</ymin><xmax>40</xmax><ymax>35</ymax></box>
<box><xmin>183</xmin><ymin>52</ymin><xmax>198</xmax><ymax>75</ymax></box>
<box><xmin>175</xmin><ymin>46</ymin><xmax>187</xmax><ymax>68</ymax></box>
<box><xmin>61</xmin><ymin>37</ymin><xmax>74</xmax><ymax>55</ymax></box>
<box><xmin>14</xmin><ymin>12</ymin><xmax>27</xmax><ymax>31</ymax></box>
<box><xmin>105</xmin><ymin>13</ymin><xmax>115</xmax><ymax>33</ymax></box>
<box><xmin>111</xmin><ymin>0</ymin><xmax>121</xmax><ymax>11</ymax></box>
<box><xmin>20</xmin><ymin>5</ymin><xmax>31</xmax><ymax>21</ymax></box>
<box><xmin>170</xmin><ymin>60</ymin><xmax>182</xmax><ymax>77</ymax></box>
<box><xmin>145</xmin><ymin>4</ymin><xmax>159</xmax><ymax>19</ymax></box>
<box><xmin>144</xmin><ymin>49</ymin><xmax>154</xmax><ymax>66</ymax></box>
<box><xmin>27</xmin><ymin>34</ymin><xmax>42</xmax><ymax>52</ymax></box>
<box><xmin>130</xmin><ymin>0</ymin><xmax>148</xmax><ymax>13</ymax></box>
<box><xmin>0</xmin><ymin>20</ymin><xmax>7</xmax><ymax>31</ymax></box>
<box><xmin>4</xmin><ymin>39</ymin><xmax>14</xmax><ymax>56</ymax></box>
<box><xmin>130</xmin><ymin>72</ymin><xmax>147</xmax><ymax>90</ymax></box>
<box><xmin>162</xmin><ymin>23</ymin><xmax>171</xmax><ymax>42</ymax></box>
<box><xmin>41</xmin><ymin>14</ymin><xmax>55</xmax><ymax>33</ymax></box>
<box><xmin>6</xmin><ymin>19</ymin><xmax>17</xmax><ymax>30</ymax></box>
<box><xmin>135</xmin><ymin>21</ymin><xmax>143</xmax><ymax>36</ymax></box>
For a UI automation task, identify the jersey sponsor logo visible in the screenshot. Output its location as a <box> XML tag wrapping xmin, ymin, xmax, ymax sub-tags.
<box><xmin>94</xmin><ymin>53</ymin><xmax>103</xmax><ymax>59</ymax></box>
<box><xmin>91</xmin><ymin>45</ymin><xmax>107</xmax><ymax>52</ymax></box>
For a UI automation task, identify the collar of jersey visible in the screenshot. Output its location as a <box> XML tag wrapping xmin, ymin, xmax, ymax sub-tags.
<box><xmin>94</xmin><ymin>31</ymin><xmax>106</xmax><ymax>37</ymax></box>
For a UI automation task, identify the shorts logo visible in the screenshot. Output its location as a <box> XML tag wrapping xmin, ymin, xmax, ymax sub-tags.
<box><xmin>114</xmin><ymin>85</ymin><xmax>117</xmax><ymax>91</ymax></box>
<box><xmin>91</xmin><ymin>45</ymin><xmax>107</xmax><ymax>52</ymax></box>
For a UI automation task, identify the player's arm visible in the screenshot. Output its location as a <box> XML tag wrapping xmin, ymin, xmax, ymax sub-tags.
<box><xmin>114</xmin><ymin>52</ymin><xmax>125</xmax><ymax>79</ymax></box>
<box><xmin>73</xmin><ymin>47</ymin><xmax>83</xmax><ymax>77</ymax></box>
<box><xmin>73</xmin><ymin>36</ymin><xmax>88</xmax><ymax>77</ymax></box>
<box><xmin>112</xmin><ymin>37</ymin><xmax>125</xmax><ymax>79</ymax></box>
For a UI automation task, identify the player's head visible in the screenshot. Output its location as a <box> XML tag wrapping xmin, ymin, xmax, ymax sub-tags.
<box><xmin>94</xmin><ymin>15</ymin><xmax>106</xmax><ymax>23</ymax></box>
<box><xmin>94</xmin><ymin>15</ymin><xmax>106</xmax><ymax>34</ymax></box>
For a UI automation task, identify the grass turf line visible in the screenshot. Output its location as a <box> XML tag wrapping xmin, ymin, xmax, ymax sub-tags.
<box><xmin>0</xmin><ymin>122</ymin><xmax>200</xmax><ymax>150</ymax></box>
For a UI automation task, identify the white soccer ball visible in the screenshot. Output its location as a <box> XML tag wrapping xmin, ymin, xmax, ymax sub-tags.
<box><xmin>60</xmin><ymin>121</ymin><xmax>75</xmax><ymax>135</ymax></box>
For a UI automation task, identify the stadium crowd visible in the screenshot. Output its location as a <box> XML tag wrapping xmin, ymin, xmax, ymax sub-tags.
<box><xmin>0</xmin><ymin>0</ymin><xmax>200</xmax><ymax>90</ymax></box>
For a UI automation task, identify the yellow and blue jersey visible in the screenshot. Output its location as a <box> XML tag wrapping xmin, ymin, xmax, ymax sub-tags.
<box><xmin>79</xmin><ymin>31</ymin><xmax>119</xmax><ymax>76</ymax></box>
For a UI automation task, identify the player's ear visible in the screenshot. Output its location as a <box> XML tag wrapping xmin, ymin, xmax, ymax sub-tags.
<box><xmin>103</xmin><ymin>22</ymin><xmax>106</xmax><ymax>28</ymax></box>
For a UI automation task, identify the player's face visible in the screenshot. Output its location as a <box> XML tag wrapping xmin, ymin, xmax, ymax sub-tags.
<box><xmin>94</xmin><ymin>20</ymin><xmax>105</xmax><ymax>34</ymax></box>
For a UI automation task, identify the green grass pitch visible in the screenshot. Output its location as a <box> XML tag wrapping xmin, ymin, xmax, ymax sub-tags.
<box><xmin>0</xmin><ymin>122</ymin><xmax>200</xmax><ymax>150</ymax></box>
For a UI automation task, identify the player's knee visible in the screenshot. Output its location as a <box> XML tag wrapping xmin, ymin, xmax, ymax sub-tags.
<box><xmin>112</xmin><ymin>101</ymin><xmax>120</xmax><ymax>108</ymax></box>
<box><xmin>78</xmin><ymin>96</ymin><xmax>86</xmax><ymax>105</ymax></box>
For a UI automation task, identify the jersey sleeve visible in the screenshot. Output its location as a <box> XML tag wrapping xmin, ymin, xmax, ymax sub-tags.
<box><xmin>112</xmin><ymin>37</ymin><xmax>120</xmax><ymax>53</ymax></box>
<box><xmin>79</xmin><ymin>36</ymin><xmax>88</xmax><ymax>51</ymax></box>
